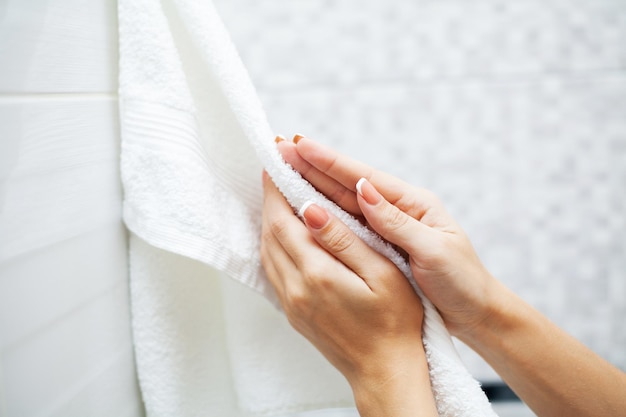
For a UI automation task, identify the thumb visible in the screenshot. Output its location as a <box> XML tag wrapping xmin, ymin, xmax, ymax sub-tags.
<box><xmin>355</xmin><ymin>178</ymin><xmax>434</xmax><ymax>258</ymax></box>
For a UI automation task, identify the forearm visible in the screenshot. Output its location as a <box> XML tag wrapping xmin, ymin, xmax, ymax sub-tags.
<box><xmin>460</xmin><ymin>280</ymin><xmax>626</xmax><ymax>417</ymax></box>
<box><xmin>350</xmin><ymin>347</ymin><xmax>439</xmax><ymax>417</ymax></box>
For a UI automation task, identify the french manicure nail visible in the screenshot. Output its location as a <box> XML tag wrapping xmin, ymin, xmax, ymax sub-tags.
<box><xmin>275</xmin><ymin>135</ymin><xmax>286</xmax><ymax>143</ymax></box>
<box><xmin>299</xmin><ymin>201</ymin><xmax>329</xmax><ymax>229</ymax></box>
<box><xmin>293</xmin><ymin>133</ymin><xmax>306</xmax><ymax>144</ymax></box>
<box><xmin>356</xmin><ymin>178</ymin><xmax>382</xmax><ymax>205</ymax></box>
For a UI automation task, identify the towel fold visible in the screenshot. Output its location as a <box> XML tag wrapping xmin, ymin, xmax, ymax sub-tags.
<box><xmin>119</xmin><ymin>0</ymin><xmax>498</xmax><ymax>415</ymax></box>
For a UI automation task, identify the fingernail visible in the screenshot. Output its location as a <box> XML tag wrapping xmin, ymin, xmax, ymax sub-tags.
<box><xmin>299</xmin><ymin>201</ymin><xmax>329</xmax><ymax>229</ymax></box>
<box><xmin>356</xmin><ymin>178</ymin><xmax>382</xmax><ymax>205</ymax></box>
<box><xmin>293</xmin><ymin>133</ymin><xmax>306</xmax><ymax>144</ymax></box>
<box><xmin>275</xmin><ymin>135</ymin><xmax>286</xmax><ymax>143</ymax></box>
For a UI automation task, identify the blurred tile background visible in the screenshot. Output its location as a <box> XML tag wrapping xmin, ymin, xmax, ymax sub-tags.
<box><xmin>214</xmin><ymin>0</ymin><xmax>626</xmax><ymax>382</ymax></box>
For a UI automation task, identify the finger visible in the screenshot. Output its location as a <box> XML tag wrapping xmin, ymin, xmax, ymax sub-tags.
<box><xmin>263</xmin><ymin>172</ymin><xmax>365</xmax><ymax>294</ymax></box>
<box><xmin>260</xmin><ymin>230</ymin><xmax>287</xmax><ymax>303</ymax></box>
<box><xmin>295</xmin><ymin>136</ymin><xmax>443</xmax><ymax>222</ymax></box>
<box><xmin>262</xmin><ymin>170</ymin><xmax>318</xmax><ymax>268</ymax></box>
<box><xmin>261</xmin><ymin>185</ymin><xmax>296</xmax><ymax>299</ymax></box>
<box><xmin>295</xmin><ymin>136</ymin><xmax>398</xmax><ymax>201</ymax></box>
<box><xmin>355</xmin><ymin>177</ymin><xmax>436</xmax><ymax>260</ymax></box>
<box><xmin>299</xmin><ymin>201</ymin><xmax>398</xmax><ymax>290</ymax></box>
<box><xmin>277</xmin><ymin>140</ymin><xmax>361</xmax><ymax>215</ymax></box>
<box><xmin>261</xmin><ymin>199</ymin><xmax>302</xmax><ymax>283</ymax></box>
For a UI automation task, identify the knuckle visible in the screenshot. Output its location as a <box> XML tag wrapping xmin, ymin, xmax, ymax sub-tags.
<box><xmin>317</xmin><ymin>274</ymin><xmax>336</xmax><ymax>292</ymax></box>
<box><xmin>322</xmin><ymin>224</ymin><xmax>355</xmax><ymax>255</ymax></box>
<box><xmin>300</xmin><ymin>262</ymin><xmax>325</xmax><ymax>283</ymax></box>
<box><xmin>269</xmin><ymin>217</ymin><xmax>290</xmax><ymax>239</ymax></box>
<box><xmin>383</xmin><ymin>204</ymin><xmax>410</xmax><ymax>232</ymax></box>
<box><xmin>303</xmin><ymin>261</ymin><xmax>339</xmax><ymax>298</ymax></box>
<box><xmin>282</xmin><ymin>267</ymin><xmax>333</xmax><ymax>333</ymax></box>
<box><xmin>285</xmin><ymin>286</ymin><xmax>310</xmax><ymax>317</ymax></box>
<box><xmin>300</xmin><ymin>262</ymin><xmax>335</xmax><ymax>294</ymax></box>
<box><xmin>435</xmin><ymin>237</ymin><xmax>450</xmax><ymax>255</ymax></box>
<box><xmin>412</xmin><ymin>237</ymin><xmax>449</xmax><ymax>270</ymax></box>
<box><xmin>261</xmin><ymin>227</ymin><xmax>276</xmax><ymax>252</ymax></box>
<box><xmin>328</xmin><ymin>186</ymin><xmax>349</xmax><ymax>206</ymax></box>
<box><xmin>261</xmin><ymin>226</ymin><xmax>272</xmax><ymax>245</ymax></box>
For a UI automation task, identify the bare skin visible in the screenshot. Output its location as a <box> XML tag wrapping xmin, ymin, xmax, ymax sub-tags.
<box><xmin>261</xmin><ymin>171</ymin><xmax>439</xmax><ymax>417</ymax></box>
<box><xmin>268</xmin><ymin>134</ymin><xmax>626</xmax><ymax>417</ymax></box>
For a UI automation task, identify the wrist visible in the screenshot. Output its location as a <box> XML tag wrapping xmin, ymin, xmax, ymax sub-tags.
<box><xmin>455</xmin><ymin>280</ymin><xmax>528</xmax><ymax>353</ymax></box>
<box><xmin>443</xmin><ymin>266</ymin><xmax>508</xmax><ymax>342</ymax></box>
<box><xmin>349</xmin><ymin>344</ymin><xmax>438</xmax><ymax>417</ymax></box>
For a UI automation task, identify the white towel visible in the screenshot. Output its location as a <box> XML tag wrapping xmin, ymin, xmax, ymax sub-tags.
<box><xmin>118</xmin><ymin>0</ymin><xmax>498</xmax><ymax>416</ymax></box>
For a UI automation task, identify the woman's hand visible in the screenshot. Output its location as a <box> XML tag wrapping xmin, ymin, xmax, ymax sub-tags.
<box><xmin>276</xmin><ymin>135</ymin><xmax>499</xmax><ymax>338</ymax></box>
<box><xmin>276</xmin><ymin>136</ymin><xmax>626</xmax><ymax>417</ymax></box>
<box><xmin>260</xmin><ymin>171</ymin><xmax>438</xmax><ymax>417</ymax></box>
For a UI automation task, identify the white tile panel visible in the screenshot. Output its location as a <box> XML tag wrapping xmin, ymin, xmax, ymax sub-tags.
<box><xmin>0</xmin><ymin>97</ymin><xmax>122</xmax><ymax>261</ymax></box>
<box><xmin>46</xmin><ymin>348</ymin><xmax>143</xmax><ymax>417</ymax></box>
<box><xmin>2</xmin><ymin>284</ymin><xmax>136</xmax><ymax>417</ymax></box>
<box><xmin>0</xmin><ymin>94</ymin><xmax>142</xmax><ymax>415</ymax></box>
<box><xmin>0</xmin><ymin>225</ymin><xmax>128</xmax><ymax>349</ymax></box>
<box><xmin>0</xmin><ymin>0</ymin><xmax>117</xmax><ymax>93</ymax></box>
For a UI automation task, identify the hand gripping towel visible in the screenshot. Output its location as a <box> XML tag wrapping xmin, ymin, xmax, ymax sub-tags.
<box><xmin>118</xmin><ymin>0</ymin><xmax>499</xmax><ymax>416</ymax></box>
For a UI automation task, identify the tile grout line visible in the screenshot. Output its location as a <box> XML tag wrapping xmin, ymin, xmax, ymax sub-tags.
<box><xmin>0</xmin><ymin>92</ymin><xmax>118</xmax><ymax>102</ymax></box>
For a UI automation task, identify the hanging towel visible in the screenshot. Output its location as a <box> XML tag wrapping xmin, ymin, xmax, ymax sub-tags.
<box><xmin>118</xmin><ymin>0</ymin><xmax>498</xmax><ymax>416</ymax></box>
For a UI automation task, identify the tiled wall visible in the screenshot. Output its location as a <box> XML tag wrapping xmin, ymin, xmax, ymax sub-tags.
<box><xmin>0</xmin><ymin>0</ymin><xmax>143</xmax><ymax>416</ymax></box>
<box><xmin>214</xmin><ymin>0</ymin><xmax>626</xmax><ymax>380</ymax></box>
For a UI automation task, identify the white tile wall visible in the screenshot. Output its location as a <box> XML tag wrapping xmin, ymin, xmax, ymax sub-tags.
<box><xmin>0</xmin><ymin>0</ymin><xmax>143</xmax><ymax>416</ymax></box>
<box><xmin>0</xmin><ymin>0</ymin><xmax>118</xmax><ymax>93</ymax></box>
<box><xmin>0</xmin><ymin>99</ymin><xmax>123</xmax><ymax>260</ymax></box>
